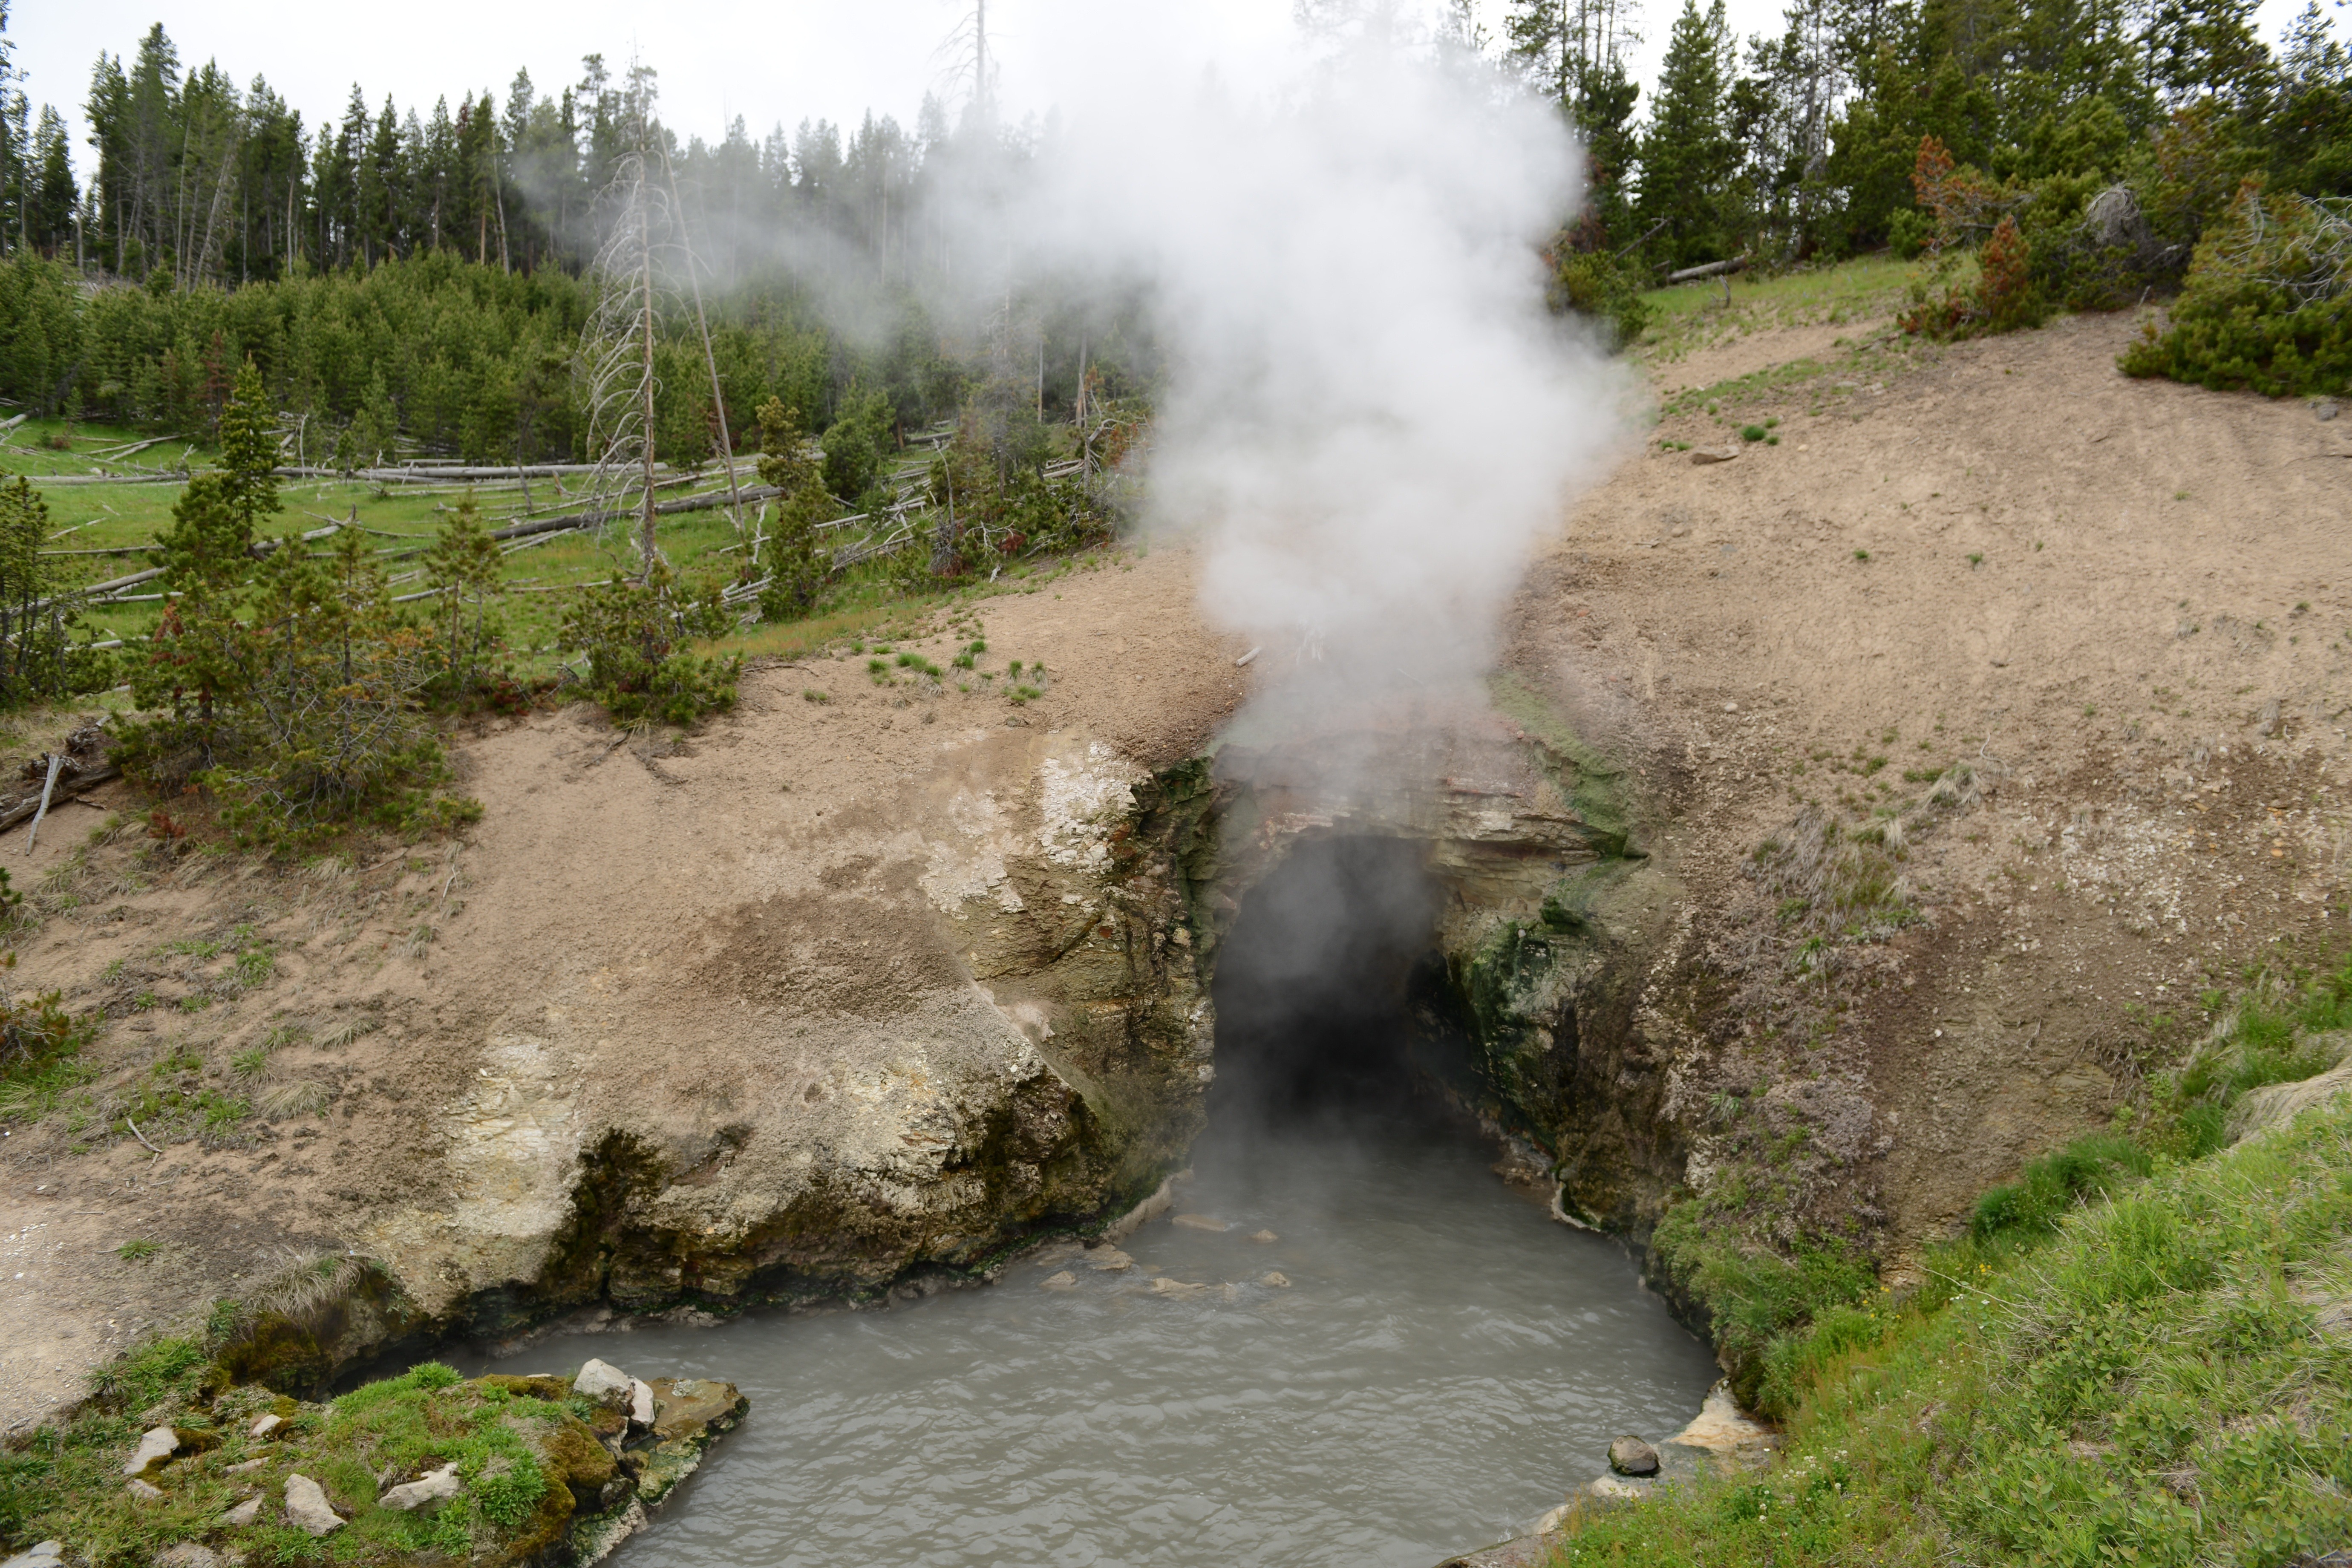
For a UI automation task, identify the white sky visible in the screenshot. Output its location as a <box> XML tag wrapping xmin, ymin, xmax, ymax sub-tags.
<box><xmin>9</xmin><ymin>0</ymin><xmax>2322</xmax><ymax>182</ymax></box>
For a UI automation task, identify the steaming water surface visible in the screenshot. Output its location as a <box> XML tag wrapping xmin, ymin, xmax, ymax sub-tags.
<box><xmin>589</xmin><ymin>1109</ymin><xmax>1715</xmax><ymax>1568</ymax></box>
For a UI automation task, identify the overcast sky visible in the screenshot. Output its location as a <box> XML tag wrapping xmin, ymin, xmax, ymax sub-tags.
<box><xmin>9</xmin><ymin>0</ymin><xmax>2323</xmax><ymax>182</ymax></box>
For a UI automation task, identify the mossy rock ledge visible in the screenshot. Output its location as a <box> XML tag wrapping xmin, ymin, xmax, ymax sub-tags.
<box><xmin>1</xmin><ymin>1358</ymin><xmax>745</xmax><ymax>1567</ymax></box>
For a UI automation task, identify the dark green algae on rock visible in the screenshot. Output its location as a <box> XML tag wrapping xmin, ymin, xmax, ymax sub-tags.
<box><xmin>0</xmin><ymin>1357</ymin><xmax>743</xmax><ymax>1567</ymax></box>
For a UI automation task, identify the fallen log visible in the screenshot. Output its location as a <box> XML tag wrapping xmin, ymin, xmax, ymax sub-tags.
<box><xmin>23</xmin><ymin>474</ymin><xmax>185</xmax><ymax>486</ymax></box>
<box><xmin>0</xmin><ymin>761</ymin><xmax>121</xmax><ymax>834</ymax></box>
<box><xmin>487</xmin><ymin>484</ymin><xmax>780</xmax><ymax>542</ymax></box>
<box><xmin>1663</xmin><ymin>257</ymin><xmax>1748</xmax><ymax>283</ymax></box>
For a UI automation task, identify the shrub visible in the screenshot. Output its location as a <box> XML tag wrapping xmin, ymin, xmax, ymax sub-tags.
<box><xmin>129</xmin><ymin>527</ymin><xmax>462</xmax><ymax>847</ymax></box>
<box><xmin>121</xmin><ymin>365</ymin><xmax>478</xmax><ymax>844</ymax></box>
<box><xmin>419</xmin><ymin>496</ymin><xmax>508</xmax><ymax>701</ymax></box>
<box><xmin>820</xmin><ymin>384</ymin><xmax>895</xmax><ymax>504</ymax></box>
<box><xmin>1902</xmin><ymin>213</ymin><xmax>2049</xmax><ymax>339</ymax></box>
<box><xmin>0</xmin><ymin>963</ymin><xmax>92</xmax><ymax>1119</ymax></box>
<box><xmin>2121</xmin><ymin>183</ymin><xmax>2352</xmax><ymax>396</ymax></box>
<box><xmin>1550</xmin><ymin>246</ymin><xmax>1653</xmax><ymax>348</ymax></box>
<box><xmin>559</xmin><ymin>562</ymin><xmax>741</xmax><ymax>727</ymax></box>
<box><xmin>1887</xmin><ymin>206</ymin><xmax>1932</xmax><ymax>259</ymax></box>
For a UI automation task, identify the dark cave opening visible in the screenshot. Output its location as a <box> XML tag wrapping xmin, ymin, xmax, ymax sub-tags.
<box><xmin>1204</xmin><ymin>835</ymin><xmax>1454</xmax><ymax>1127</ymax></box>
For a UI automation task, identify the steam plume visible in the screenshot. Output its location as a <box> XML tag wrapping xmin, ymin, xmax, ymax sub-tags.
<box><xmin>995</xmin><ymin>12</ymin><xmax>1629</xmax><ymax>718</ymax></box>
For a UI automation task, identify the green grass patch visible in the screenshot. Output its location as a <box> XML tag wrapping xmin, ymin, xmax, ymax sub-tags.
<box><xmin>1552</xmin><ymin>1095</ymin><xmax>2352</xmax><ymax>1566</ymax></box>
<box><xmin>1563</xmin><ymin>953</ymin><xmax>2352</xmax><ymax>1563</ymax></box>
<box><xmin>1638</xmin><ymin>255</ymin><xmax>1922</xmax><ymax>343</ymax></box>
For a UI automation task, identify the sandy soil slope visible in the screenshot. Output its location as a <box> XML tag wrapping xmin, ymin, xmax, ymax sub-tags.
<box><xmin>1520</xmin><ymin>306</ymin><xmax>2350</xmax><ymax>1251</ymax></box>
<box><xmin>4</xmin><ymin>305</ymin><xmax>2346</xmax><ymax>1433</ymax></box>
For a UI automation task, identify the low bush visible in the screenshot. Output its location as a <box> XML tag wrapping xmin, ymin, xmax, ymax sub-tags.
<box><xmin>558</xmin><ymin>563</ymin><xmax>741</xmax><ymax>727</ymax></box>
<box><xmin>0</xmin><ymin>958</ymin><xmax>94</xmax><ymax>1122</ymax></box>
<box><xmin>1968</xmin><ymin>1130</ymin><xmax>2153</xmax><ymax>1238</ymax></box>
<box><xmin>2121</xmin><ymin>183</ymin><xmax>2352</xmax><ymax>396</ymax></box>
<box><xmin>1550</xmin><ymin>246</ymin><xmax>1654</xmax><ymax>348</ymax></box>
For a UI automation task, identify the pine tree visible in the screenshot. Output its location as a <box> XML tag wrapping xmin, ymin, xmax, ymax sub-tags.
<box><xmin>1639</xmin><ymin>0</ymin><xmax>1741</xmax><ymax>267</ymax></box>
<box><xmin>423</xmin><ymin>496</ymin><xmax>505</xmax><ymax>691</ymax></box>
<box><xmin>754</xmin><ymin>397</ymin><xmax>832</xmax><ymax>621</ymax></box>
<box><xmin>141</xmin><ymin>363</ymin><xmax>282</xmax><ymax>732</ymax></box>
<box><xmin>153</xmin><ymin>363</ymin><xmax>279</xmax><ymax>595</ymax></box>
<box><xmin>0</xmin><ymin>478</ymin><xmax>107</xmax><ymax>708</ymax></box>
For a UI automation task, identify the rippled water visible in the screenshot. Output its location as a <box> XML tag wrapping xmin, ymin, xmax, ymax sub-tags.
<box><xmin>551</xmin><ymin>1109</ymin><xmax>1716</xmax><ymax>1568</ymax></box>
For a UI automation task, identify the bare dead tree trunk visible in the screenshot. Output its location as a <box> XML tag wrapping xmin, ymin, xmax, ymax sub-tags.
<box><xmin>637</xmin><ymin>191</ymin><xmax>659</xmax><ymax>574</ymax></box>
<box><xmin>664</xmin><ymin>152</ymin><xmax>744</xmax><ymax>536</ymax></box>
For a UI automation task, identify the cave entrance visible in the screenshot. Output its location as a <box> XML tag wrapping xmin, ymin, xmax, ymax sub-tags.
<box><xmin>1204</xmin><ymin>834</ymin><xmax>1453</xmax><ymax>1127</ymax></box>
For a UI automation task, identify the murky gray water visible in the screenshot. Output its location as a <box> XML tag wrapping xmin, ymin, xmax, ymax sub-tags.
<box><xmin>557</xmin><ymin>1110</ymin><xmax>1715</xmax><ymax>1568</ymax></box>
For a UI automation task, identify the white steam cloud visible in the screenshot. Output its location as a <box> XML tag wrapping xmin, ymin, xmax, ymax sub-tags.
<box><xmin>995</xmin><ymin>10</ymin><xmax>1629</xmax><ymax>718</ymax></box>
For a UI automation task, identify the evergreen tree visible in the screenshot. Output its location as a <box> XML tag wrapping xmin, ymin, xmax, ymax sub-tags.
<box><xmin>31</xmin><ymin>107</ymin><xmax>74</xmax><ymax>256</ymax></box>
<box><xmin>755</xmin><ymin>396</ymin><xmax>832</xmax><ymax>621</ymax></box>
<box><xmin>422</xmin><ymin>496</ymin><xmax>506</xmax><ymax>692</ymax></box>
<box><xmin>0</xmin><ymin>478</ymin><xmax>110</xmax><ymax>707</ymax></box>
<box><xmin>1640</xmin><ymin>0</ymin><xmax>1742</xmax><ymax>266</ymax></box>
<box><xmin>142</xmin><ymin>362</ymin><xmax>282</xmax><ymax>732</ymax></box>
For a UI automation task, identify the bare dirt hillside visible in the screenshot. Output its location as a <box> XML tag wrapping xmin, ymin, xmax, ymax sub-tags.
<box><xmin>0</xmin><ymin>548</ymin><xmax>1253</xmax><ymax>1435</ymax></box>
<box><xmin>4</xmin><ymin>305</ymin><xmax>2346</xmax><ymax>1435</ymax></box>
<box><xmin>1521</xmin><ymin>305</ymin><xmax>2350</xmax><ymax>1254</ymax></box>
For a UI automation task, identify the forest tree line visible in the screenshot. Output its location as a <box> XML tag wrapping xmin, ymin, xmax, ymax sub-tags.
<box><xmin>1509</xmin><ymin>0</ymin><xmax>2346</xmax><ymax>268</ymax></box>
<box><xmin>0</xmin><ymin>0</ymin><xmax>2340</xmax><ymax>459</ymax></box>
<box><xmin>4</xmin><ymin>22</ymin><xmax>947</xmax><ymax>289</ymax></box>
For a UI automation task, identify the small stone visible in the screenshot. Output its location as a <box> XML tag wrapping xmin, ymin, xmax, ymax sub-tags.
<box><xmin>1533</xmin><ymin>1502</ymin><xmax>1577</xmax><ymax>1535</ymax></box>
<box><xmin>2316</xmin><ymin>399</ymin><xmax>2340</xmax><ymax>421</ymax></box>
<box><xmin>248</xmin><ymin>1413</ymin><xmax>284</xmax><ymax>1440</ymax></box>
<box><xmin>2257</xmin><ymin>698</ymin><xmax>2282</xmax><ymax>738</ymax></box>
<box><xmin>1608</xmin><ymin>1435</ymin><xmax>1661</xmax><ymax>1476</ymax></box>
<box><xmin>573</xmin><ymin>1357</ymin><xmax>635</xmax><ymax>1409</ymax></box>
<box><xmin>1262</xmin><ymin>1271</ymin><xmax>1290</xmax><ymax>1288</ymax></box>
<box><xmin>1248</xmin><ymin>1230</ymin><xmax>1278</xmax><ymax>1243</ymax></box>
<box><xmin>224</xmin><ymin>1458</ymin><xmax>267</xmax><ymax>1475</ymax></box>
<box><xmin>219</xmin><ymin>1496</ymin><xmax>263</xmax><ymax>1527</ymax></box>
<box><xmin>0</xmin><ymin>1543</ymin><xmax>63</xmax><ymax>1568</ymax></box>
<box><xmin>629</xmin><ymin>1378</ymin><xmax>657</xmax><ymax>1428</ymax></box>
<box><xmin>1039</xmin><ymin>1270</ymin><xmax>1078</xmax><ymax>1290</ymax></box>
<box><xmin>125</xmin><ymin>1424</ymin><xmax>178</xmax><ymax>1477</ymax></box>
<box><xmin>154</xmin><ymin>1546</ymin><xmax>221</xmax><ymax>1568</ymax></box>
<box><xmin>282</xmin><ymin>1473</ymin><xmax>344</xmax><ymax>1537</ymax></box>
<box><xmin>1085</xmin><ymin>1248</ymin><xmax>1133</xmax><ymax>1271</ymax></box>
<box><xmin>1150</xmin><ymin>1276</ymin><xmax>1208</xmax><ymax>1296</ymax></box>
<box><xmin>1172</xmin><ymin>1213</ymin><xmax>1227</xmax><ymax>1232</ymax></box>
<box><xmin>125</xmin><ymin>1479</ymin><xmax>165</xmax><ymax>1502</ymax></box>
<box><xmin>1691</xmin><ymin>447</ymin><xmax>1740</xmax><ymax>465</ymax></box>
<box><xmin>647</xmin><ymin>1377</ymin><xmax>749</xmax><ymax>1446</ymax></box>
<box><xmin>379</xmin><ymin>1463</ymin><xmax>462</xmax><ymax>1513</ymax></box>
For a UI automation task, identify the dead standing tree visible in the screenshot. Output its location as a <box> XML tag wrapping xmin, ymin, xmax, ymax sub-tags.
<box><xmin>577</xmin><ymin>123</ymin><xmax>746</xmax><ymax>578</ymax></box>
<box><xmin>578</xmin><ymin>139</ymin><xmax>674</xmax><ymax>579</ymax></box>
